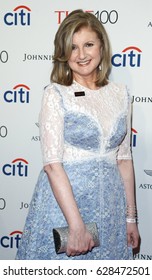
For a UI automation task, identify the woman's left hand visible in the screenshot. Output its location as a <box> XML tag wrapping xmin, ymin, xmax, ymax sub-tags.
<box><xmin>127</xmin><ymin>223</ymin><xmax>139</xmax><ymax>248</ymax></box>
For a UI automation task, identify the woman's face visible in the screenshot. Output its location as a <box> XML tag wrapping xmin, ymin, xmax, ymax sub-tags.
<box><xmin>68</xmin><ymin>26</ymin><xmax>102</xmax><ymax>80</ymax></box>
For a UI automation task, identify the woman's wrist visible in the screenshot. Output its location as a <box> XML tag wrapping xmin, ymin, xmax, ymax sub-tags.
<box><xmin>126</xmin><ymin>205</ymin><xmax>138</xmax><ymax>223</ymax></box>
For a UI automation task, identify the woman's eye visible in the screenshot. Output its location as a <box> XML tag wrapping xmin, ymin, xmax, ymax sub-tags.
<box><xmin>72</xmin><ymin>45</ymin><xmax>77</xmax><ymax>50</ymax></box>
<box><xmin>86</xmin><ymin>43</ymin><xmax>94</xmax><ymax>47</ymax></box>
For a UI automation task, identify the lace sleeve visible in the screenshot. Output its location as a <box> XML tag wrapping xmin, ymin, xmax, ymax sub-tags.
<box><xmin>117</xmin><ymin>88</ymin><xmax>132</xmax><ymax>160</ymax></box>
<box><xmin>39</xmin><ymin>84</ymin><xmax>64</xmax><ymax>166</ymax></box>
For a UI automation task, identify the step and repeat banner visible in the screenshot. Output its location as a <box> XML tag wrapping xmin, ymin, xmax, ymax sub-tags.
<box><xmin>0</xmin><ymin>0</ymin><xmax>152</xmax><ymax>260</ymax></box>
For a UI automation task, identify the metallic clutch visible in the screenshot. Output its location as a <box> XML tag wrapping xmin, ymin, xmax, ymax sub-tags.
<box><xmin>52</xmin><ymin>222</ymin><xmax>100</xmax><ymax>254</ymax></box>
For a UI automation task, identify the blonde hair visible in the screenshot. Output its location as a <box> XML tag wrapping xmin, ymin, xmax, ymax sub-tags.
<box><xmin>51</xmin><ymin>9</ymin><xmax>111</xmax><ymax>86</ymax></box>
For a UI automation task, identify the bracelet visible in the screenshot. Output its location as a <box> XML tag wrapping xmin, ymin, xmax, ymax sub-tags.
<box><xmin>126</xmin><ymin>218</ymin><xmax>137</xmax><ymax>223</ymax></box>
<box><xmin>126</xmin><ymin>205</ymin><xmax>138</xmax><ymax>223</ymax></box>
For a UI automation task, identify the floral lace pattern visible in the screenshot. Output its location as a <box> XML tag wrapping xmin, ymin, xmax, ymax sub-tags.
<box><xmin>39</xmin><ymin>81</ymin><xmax>132</xmax><ymax>165</ymax></box>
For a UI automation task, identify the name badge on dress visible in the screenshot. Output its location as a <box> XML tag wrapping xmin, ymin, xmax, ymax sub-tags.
<box><xmin>74</xmin><ymin>91</ymin><xmax>85</xmax><ymax>97</ymax></box>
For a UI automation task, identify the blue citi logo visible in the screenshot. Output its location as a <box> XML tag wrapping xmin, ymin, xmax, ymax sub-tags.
<box><xmin>4</xmin><ymin>84</ymin><xmax>30</xmax><ymax>103</ymax></box>
<box><xmin>0</xmin><ymin>231</ymin><xmax>22</xmax><ymax>249</ymax></box>
<box><xmin>2</xmin><ymin>158</ymin><xmax>29</xmax><ymax>177</ymax></box>
<box><xmin>111</xmin><ymin>46</ymin><xmax>142</xmax><ymax>67</ymax></box>
<box><xmin>4</xmin><ymin>5</ymin><xmax>31</xmax><ymax>26</ymax></box>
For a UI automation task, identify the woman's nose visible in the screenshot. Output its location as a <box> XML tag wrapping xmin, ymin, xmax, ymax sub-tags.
<box><xmin>78</xmin><ymin>48</ymin><xmax>86</xmax><ymax>60</ymax></box>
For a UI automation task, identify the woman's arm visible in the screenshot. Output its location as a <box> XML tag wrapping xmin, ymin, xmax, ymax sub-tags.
<box><xmin>39</xmin><ymin>86</ymin><xmax>94</xmax><ymax>256</ymax></box>
<box><xmin>44</xmin><ymin>162</ymin><xmax>95</xmax><ymax>256</ymax></box>
<box><xmin>117</xmin><ymin>159</ymin><xmax>139</xmax><ymax>248</ymax></box>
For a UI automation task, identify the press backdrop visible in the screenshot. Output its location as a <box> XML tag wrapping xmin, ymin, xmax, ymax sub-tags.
<box><xmin>0</xmin><ymin>0</ymin><xmax>152</xmax><ymax>260</ymax></box>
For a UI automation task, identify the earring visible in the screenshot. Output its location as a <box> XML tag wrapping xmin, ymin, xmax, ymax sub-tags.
<box><xmin>66</xmin><ymin>69</ymin><xmax>70</xmax><ymax>76</ymax></box>
<box><xmin>98</xmin><ymin>64</ymin><xmax>102</xmax><ymax>71</ymax></box>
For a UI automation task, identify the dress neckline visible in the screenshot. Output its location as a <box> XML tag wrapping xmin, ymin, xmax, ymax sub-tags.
<box><xmin>73</xmin><ymin>80</ymin><xmax>102</xmax><ymax>92</ymax></box>
<box><xmin>73</xmin><ymin>80</ymin><xmax>109</xmax><ymax>93</ymax></box>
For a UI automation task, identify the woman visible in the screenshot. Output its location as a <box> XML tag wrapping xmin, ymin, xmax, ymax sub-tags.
<box><xmin>16</xmin><ymin>9</ymin><xmax>139</xmax><ymax>260</ymax></box>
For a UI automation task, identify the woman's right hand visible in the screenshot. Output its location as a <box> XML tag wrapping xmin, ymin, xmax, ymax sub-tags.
<box><xmin>44</xmin><ymin>163</ymin><xmax>95</xmax><ymax>256</ymax></box>
<box><xmin>66</xmin><ymin>224</ymin><xmax>95</xmax><ymax>256</ymax></box>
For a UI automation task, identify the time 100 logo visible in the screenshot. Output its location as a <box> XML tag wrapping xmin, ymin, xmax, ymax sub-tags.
<box><xmin>55</xmin><ymin>10</ymin><xmax>118</xmax><ymax>24</ymax></box>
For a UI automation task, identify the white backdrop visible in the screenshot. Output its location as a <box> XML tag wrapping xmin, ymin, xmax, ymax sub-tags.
<box><xmin>0</xmin><ymin>0</ymin><xmax>152</xmax><ymax>260</ymax></box>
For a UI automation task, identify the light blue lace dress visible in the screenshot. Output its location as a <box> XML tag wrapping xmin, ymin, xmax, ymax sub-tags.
<box><xmin>16</xmin><ymin>81</ymin><xmax>133</xmax><ymax>260</ymax></box>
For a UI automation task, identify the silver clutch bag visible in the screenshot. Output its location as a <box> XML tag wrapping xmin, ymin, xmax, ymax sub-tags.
<box><xmin>52</xmin><ymin>222</ymin><xmax>100</xmax><ymax>254</ymax></box>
